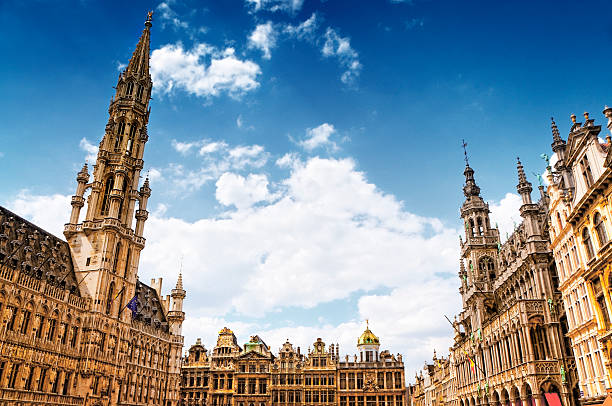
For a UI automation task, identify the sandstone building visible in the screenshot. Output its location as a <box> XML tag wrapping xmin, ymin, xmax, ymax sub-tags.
<box><xmin>0</xmin><ymin>13</ymin><xmax>185</xmax><ymax>406</ymax></box>
<box><xmin>180</xmin><ymin>325</ymin><xmax>406</xmax><ymax>406</ymax></box>
<box><xmin>419</xmin><ymin>156</ymin><xmax>579</xmax><ymax>406</ymax></box>
<box><xmin>545</xmin><ymin>109</ymin><xmax>612</xmax><ymax>405</ymax></box>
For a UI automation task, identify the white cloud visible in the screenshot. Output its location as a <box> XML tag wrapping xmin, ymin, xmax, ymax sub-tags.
<box><xmin>284</xmin><ymin>13</ymin><xmax>318</xmax><ymax>40</ymax></box>
<box><xmin>488</xmin><ymin>193</ymin><xmax>523</xmax><ymax>242</ymax></box>
<box><xmin>216</xmin><ymin>173</ymin><xmax>273</xmax><ymax>209</ymax></box>
<box><xmin>4</xmin><ymin>191</ymin><xmax>71</xmax><ymax>237</ymax></box>
<box><xmin>151</xmin><ymin>43</ymin><xmax>261</xmax><ymax>99</ymax></box>
<box><xmin>146</xmin><ymin>167</ymin><xmax>163</xmax><ymax>183</ymax></box>
<box><xmin>248</xmin><ymin>22</ymin><xmax>278</xmax><ymax>60</ymax></box>
<box><xmin>321</xmin><ymin>28</ymin><xmax>362</xmax><ymax>85</ymax></box>
<box><xmin>236</xmin><ymin>115</ymin><xmax>243</xmax><ymax>128</ymax></box>
<box><xmin>157</xmin><ymin>2</ymin><xmax>189</xmax><ymax>31</ymax></box>
<box><xmin>200</xmin><ymin>141</ymin><xmax>228</xmax><ymax>155</ymax></box>
<box><xmin>4</xmin><ymin>157</ymin><xmax>460</xmax><ymax>375</ymax></box>
<box><xmin>246</xmin><ymin>0</ymin><xmax>304</xmax><ymax>14</ymax></box>
<box><xmin>156</xmin><ymin>140</ymin><xmax>270</xmax><ymax>193</ymax></box>
<box><xmin>171</xmin><ymin>139</ymin><xmax>201</xmax><ymax>155</ymax></box>
<box><xmin>299</xmin><ymin>123</ymin><xmax>338</xmax><ymax>151</ymax></box>
<box><xmin>79</xmin><ymin>137</ymin><xmax>98</xmax><ymax>165</ymax></box>
<box><xmin>276</xmin><ymin>152</ymin><xmax>300</xmax><ymax>169</ymax></box>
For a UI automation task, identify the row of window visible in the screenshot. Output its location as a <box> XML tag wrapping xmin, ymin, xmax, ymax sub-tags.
<box><xmin>237</xmin><ymin>378</ymin><xmax>267</xmax><ymax>394</ymax></box>
<box><xmin>339</xmin><ymin>395</ymin><xmax>404</xmax><ymax>406</ymax></box>
<box><xmin>239</xmin><ymin>363</ymin><xmax>269</xmax><ymax>373</ymax></box>
<box><xmin>1</xmin><ymin>301</ymin><xmax>80</xmax><ymax>347</ymax></box>
<box><xmin>563</xmin><ymin>282</ymin><xmax>593</xmax><ymax>330</ymax></box>
<box><xmin>339</xmin><ymin>372</ymin><xmax>402</xmax><ymax>390</ymax></box>
<box><xmin>123</xmin><ymin>80</ymin><xmax>147</xmax><ymax>102</ymax></box>
<box><xmin>574</xmin><ymin>336</ymin><xmax>607</xmax><ymax>397</ymax></box>
<box><xmin>0</xmin><ymin>362</ymin><xmax>74</xmax><ymax>395</ymax></box>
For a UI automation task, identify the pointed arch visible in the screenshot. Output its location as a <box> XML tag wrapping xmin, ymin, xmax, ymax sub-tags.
<box><xmin>100</xmin><ymin>176</ymin><xmax>114</xmax><ymax>216</ymax></box>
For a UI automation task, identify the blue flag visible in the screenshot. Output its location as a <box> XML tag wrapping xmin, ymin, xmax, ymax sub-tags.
<box><xmin>126</xmin><ymin>295</ymin><xmax>139</xmax><ymax>316</ymax></box>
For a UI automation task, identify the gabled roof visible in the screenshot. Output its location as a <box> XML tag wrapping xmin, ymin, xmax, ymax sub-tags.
<box><xmin>132</xmin><ymin>279</ymin><xmax>168</xmax><ymax>332</ymax></box>
<box><xmin>0</xmin><ymin>205</ymin><xmax>80</xmax><ymax>295</ymax></box>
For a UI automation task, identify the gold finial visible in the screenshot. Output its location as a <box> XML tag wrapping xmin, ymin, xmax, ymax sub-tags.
<box><xmin>366</xmin><ymin>319</ymin><xmax>369</xmax><ymax>329</ymax></box>
<box><xmin>584</xmin><ymin>111</ymin><xmax>590</xmax><ymax>121</ymax></box>
<box><xmin>571</xmin><ymin>113</ymin><xmax>577</xmax><ymax>123</ymax></box>
<box><xmin>146</xmin><ymin>10</ymin><xmax>154</xmax><ymax>23</ymax></box>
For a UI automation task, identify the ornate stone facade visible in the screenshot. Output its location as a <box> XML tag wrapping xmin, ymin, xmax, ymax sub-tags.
<box><xmin>180</xmin><ymin>326</ymin><xmax>406</xmax><ymax>406</ymax></box>
<box><xmin>0</xmin><ymin>13</ymin><xmax>185</xmax><ymax>406</ymax></box>
<box><xmin>546</xmin><ymin>109</ymin><xmax>612</xmax><ymax>405</ymax></box>
<box><xmin>449</xmin><ymin>157</ymin><xmax>576</xmax><ymax>406</ymax></box>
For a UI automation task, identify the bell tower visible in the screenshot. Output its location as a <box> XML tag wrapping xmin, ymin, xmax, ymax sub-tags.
<box><xmin>64</xmin><ymin>12</ymin><xmax>154</xmax><ymax>318</ymax></box>
<box><xmin>458</xmin><ymin>143</ymin><xmax>500</xmax><ymax>333</ymax></box>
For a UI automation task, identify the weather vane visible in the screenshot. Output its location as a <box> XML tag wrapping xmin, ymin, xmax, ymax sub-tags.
<box><xmin>461</xmin><ymin>139</ymin><xmax>469</xmax><ymax>166</ymax></box>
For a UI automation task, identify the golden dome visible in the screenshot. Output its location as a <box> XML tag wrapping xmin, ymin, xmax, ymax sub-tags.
<box><xmin>357</xmin><ymin>321</ymin><xmax>380</xmax><ymax>346</ymax></box>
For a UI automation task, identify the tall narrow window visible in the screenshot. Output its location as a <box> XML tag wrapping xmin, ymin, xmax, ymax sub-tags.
<box><xmin>580</xmin><ymin>155</ymin><xmax>595</xmax><ymax>188</ymax></box>
<box><xmin>113</xmin><ymin>242</ymin><xmax>121</xmax><ymax>273</ymax></box>
<box><xmin>124</xmin><ymin>248</ymin><xmax>131</xmax><ymax>278</ymax></box>
<box><xmin>127</xmin><ymin>124</ymin><xmax>137</xmax><ymax>154</ymax></box>
<box><xmin>136</xmin><ymin>85</ymin><xmax>144</xmax><ymax>100</ymax></box>
<box><xmin>106</xmin><ymin>281</ymin><xmax>115</xmax><ymax>315</ymax></box>
<box><xmin>477</xmin><ymin>217</ymin><xmax>484</xmax><ymax>235</ymax></box>
<box><xmin>115</xmin><ymin>122</ymin><xmax>126</xmax><ymax>151</ymax></box>
<box><xmin>126</xmin><ymin>81</ymin><xmax>134</xmax><ymax>96</ymax></box>
<box><xmin>583</xmin><ymin>228</ymin><xmax>595</xmax><ymax>260</ymax></box>
<box><xmin>594</xmin><ymin>212</ymin><xmax>608</xmax><ymax>247</ymax></box>
<box><xmin>117</xmin><ymin>178</ymin><xmax>128</xmax><ymax>221</ymax></box>
<box><xmin>7</xmin><ymin>363</ymin><xmax>20</xmax><ymax>388</ymax></box>
<box><xmin>100</xmin><ymin>177</ymin><xmax>114</xmax><ymax>216</ymax></box>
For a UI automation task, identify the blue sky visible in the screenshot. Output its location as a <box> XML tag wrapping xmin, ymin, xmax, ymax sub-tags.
<box><xmin>2</xmin><ymin>0</ymin><xmax>612</xmax><ymax>378</ymax></box>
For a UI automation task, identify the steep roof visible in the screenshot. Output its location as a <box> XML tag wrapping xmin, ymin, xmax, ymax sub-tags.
<box><xmin>0</xmin><ymin>205</ymin><xmax>80</xmax><ymax>295</ymax></box>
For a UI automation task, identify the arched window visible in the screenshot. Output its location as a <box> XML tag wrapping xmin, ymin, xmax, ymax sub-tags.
<box><xmin>478</xmin><ymin>256</ymin><xmax>496</xmax><ymax>280</ymax></box>
<box><xmin>115</xmin><ymin>122</ymin><xmax>126</xmax><ymax>151</ymax></box>
<box><xmin>583</xmin><ymin>228</ymin><xmax>595</xmax><ymax>260</ymax></box>
<box><xmin>136</xmin><ymin>84</ymin><xmax>144</xmax><ymax>100</ymax></box>
<box><xmin>127</xmin><ymin>123</ymin><xmax>138</xmax><ymax>154</ymax></box>
<box><xmin>106</xmin><ymin>281</ymin><xmax>115</xmax><ymax>315</ymax></box>
<box><xmin>113</xmin><ymin>242</ymin><xmax>121</xmax><ymax>273</ymax></box>
<box><xmin>117</xmin><ymin>177</ymin><xmax>128</xmax><ymax>221</ymax></box>
<box><xmin>579</xmin><ymin>155</ymin><xmax>594</xmax><ymax>188</ymax></box>
<box><xmin>594</xmin><ymin>212</ymin><xmax>608</xmax><ymax>247</ymax></box>
<box><xmin>469</xmin><ymin>219</ymin><xmax>475</xmax><ymax>237</ymax></box>
<box><xmin>477</xmin><ymin>217</ymin><xmax>484</xmax><ymax>235</ymax></box>
<box><xmin>125</xmin><ymin>81</ymin><xmax>134</xmax><ymax>96</ymax></box>
<box><xmin>100</xmin><ymin>177</ymin><xmax>114</xmax><ymax>216</ymax></box>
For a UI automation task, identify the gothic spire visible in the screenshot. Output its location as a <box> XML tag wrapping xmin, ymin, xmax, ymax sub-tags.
<box><xmin>125</xmin><ymin>11</ymin><xmax>153</xmax><ymax>79</ymax></box>
<box><xmin>516</xmin><ymin>157</ymin><xmax>533</xmax><ymax>205</ymax></box>
<box><xmin>550</xmin><ymin>117</ymin><xmax>565</xmax><ymax>152</ymax></box>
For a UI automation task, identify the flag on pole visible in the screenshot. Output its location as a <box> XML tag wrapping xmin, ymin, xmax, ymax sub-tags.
<box><xmin>126</xmin><ymin>295</ymin><xmax>139</xmax><ymax>317</ymax></box>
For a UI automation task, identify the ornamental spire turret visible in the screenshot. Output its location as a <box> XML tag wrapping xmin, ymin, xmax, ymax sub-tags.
<box><xmin>516</xmin><ymin>157</ymin><xmax>533</xmax><ymax>205</ymax></box>
<box><xmin>550</xmin><ymin>117</ymin><xmax>565</xmax><ymax>153</ymax></box>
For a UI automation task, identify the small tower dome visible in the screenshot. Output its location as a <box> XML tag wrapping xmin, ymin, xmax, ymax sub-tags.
<box><xmin>357</xmin><ymin>320</ymin><xmax>380</xmax><ymax>362</ymax></box>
